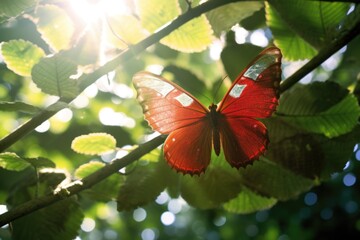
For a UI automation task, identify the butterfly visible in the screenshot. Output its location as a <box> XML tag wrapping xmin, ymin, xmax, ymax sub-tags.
<box><xmin>133</xmin><ymin>47</ymin><xmax>282</xmax><ymax>175</ymax></box>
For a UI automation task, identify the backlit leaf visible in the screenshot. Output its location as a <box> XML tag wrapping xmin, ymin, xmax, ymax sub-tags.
<box><xmin>207</xmin><ymin>1</ymin><xmax>263</xmax><ymax>36</ymax></box>
<box><xmin>265</xmin><ymin>2</ymin><xmax>317</xmax><ymax>60</ymax></box>
<box><xmin>71</xmin><ymin>133</ymin><xmax>117</xmax><ymax>155</ymax></box>
<box><xmin>0</xmin><ymin>0</ymin><xmax>36</xmax><ymax>22</ymax></box>
<box><xmin>266</xmin><ymin>1</ymin><xmax>350</xmax><ymax>60</ymax></box>
<box><xmin>33</xmin><ymin>4</ymin><xmax>74</xmax><ymax>51</ymax></box>
<box><xmin>223</xmin><ymin>187</ymin><xmax>277</xmax><ymax>214</ymax></box>
<box><xmin>180</xmin><ymin>167</ymin><xmax>242</xmax><ymax>209</ymax></box>
<box><xmin>161</xmin><ymin>15</ymin><xmax>213</xmax><ymax>52</ymax></box>
<box><xmin>31</xmin><ymin>54</ymin><xmax>79</xmax><ymax>98</ymax></box>
<box><xmin>1</xmin><ymin>40</ymin><xmax>45</xmax><ymax>77</ymax></box>
<box><xmin>240</xmin><ymin>158</ymin><xmax>314</xmax><ymax>200</ymax></box>
<box><xmin>137</xmin><ymin>0</ymin><xmax>213</xmax><ymax>52</ymax></box>
<box><xmin>277</xmin><ymin>82</ymin><xmax>360</xmax><ymax>138</ymax></box>
<box><xmin>0</xmin><ymin>152</ymin><xmax>30</xmax><ymax>171</ymax></box>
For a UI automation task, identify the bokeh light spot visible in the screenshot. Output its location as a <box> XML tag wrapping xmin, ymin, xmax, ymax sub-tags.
<box><xmin>345</xmin><ymin>201</ymin><xmax>358</xmax><ymax>214</ymax></box>
<box><xmin>155</xmin><ymin>191</ymin><xmax>170</xmax><ymax>205</ymax></box>
<box><xmin>343</xmin><ymin>173</ymin><xmax>356</xmax><ymax>187</ymax></box>
<box><xmin>35</xmin><ymin>120</ymin><xmax>50</xmax><ymax>133</ymax></box>
<box><xmin>355</xmin><ymin>149</ymin><xmax>360</xmax><ymax>161</ymax></box>
<box><xmin>320</xmin><ymin>208</ymin><xmax>333</xmax><ymax>220</ymax></box>
<box><xmin>245</xmin><ymin>224</ymin><xmax>259</xmax><ymax>237</ymax></box>
<box><xmin>81</xmin><ymin>218</ymin><xmax>96</xmax><ymax>232</ymax></box>
<box><xmin>133</xmin><ymin>208</ymin><xmax>147</xmax><ymax>222</ymax></box>
<box><xmin>161</xmin><ymin>211</ymin><xmax>175</xmax><ymax>226</ymax></box>
<box><xmin>213</xmin><ymin>216</ymin><xmax>226</xmax><ymax>227</ymax></box>
<box><xmin>304</xmin><ymin>192</ymin><xmax>317</xmax><ymax>206</ymax></box>
<box><xmin>141</xmin><ymin>228</ymin><xmax>156</xmax><ymax>240</ymax></box>
<box><xmin>250</xmin><ymin>29</ymin><xmax>268</xmax><ymax>47</ymax></box>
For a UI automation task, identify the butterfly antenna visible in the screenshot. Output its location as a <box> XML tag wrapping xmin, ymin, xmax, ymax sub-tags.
<box><xmin>212</xmin><ymin>75</ymin><xmax>228</xmax><ymax>104</ymax></box>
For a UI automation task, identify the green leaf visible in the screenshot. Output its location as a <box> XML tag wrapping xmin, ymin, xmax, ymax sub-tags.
<box><xmin>33</xmin><ymin>4</ymin><xmax>74</xmax><ymax>51</ymax></box>
<box><xmin>207</xmin><ymin>1</ymin><xmax>263</xmax><ymax>36</ymax></box>
<box><xmin>0</xmin><ymin>0</ymin><xmax>36</xmax><ymax>22</ymax></box>
<box><xmin>161</xmin><ymin>15</ymin><xmax>213</xmax><ymax>53</ymax></box>
<box><xmin>1</xmin><ymin>40</ymin><xmax>45</xmax><ymax>77</ymax></box>
<box><xmin>264</xmin><ymin>115</ymin><xmax>359</xmax><ymax>180</ymax></box>
<box><xmin>117</xmin><ymin>161</ymin><xmax>168</xmax><ymax>211</ymax></box>
<box><xmin>221</xmin><ymin>43</ymin><xmax>263</xmax><ymax>81</ymax></box>
<box><xmin>266</xmin><ymin>133</ymin><xmax>325</xmax><ymax>179</ymax></box>
<box><xmin>180</xmin><ymin>167</ymin><xmax>242</xmax><ymax>209</ymax></box>
<box><xmin>0</xmin><ymin>152</ymin><xmax>30</xmax><ymax>171</ymax></box>
<box><xmin>0</xmin><ymin>101</ymin><xmax>41</xmax><ymax>114</ymax></box>
<box><xmin>71</xmin><ymin>133</ymin><xmax>117</xmax><ymax>155</ymax></box>
<box><xmin>265</xmin><ymin>2</ymin><xmax>317</xmax><ymax>60</ymax></box>
<box><xmin>266</xmin><ymin>1</ymin><xmax>350</xmax><ymax>60</ymax></box>
<box><xmin>31</xmin><ymin>54</ymin><xmax>79</xmax><ymax>98</ymax></box>
<box><xmin>137</xmin><ymin>0</ymin><xmax>180</xmax><ymax>32</ymax></box>
<box><xmin>137</xmin><ymin>0</ymin><xmax>213</xmax><ymax>52</ymax></box>
<box><xmin>240</xmin><ymin>159</ymin><xmax>314</xmax><ymax>200</ymax></box>
<box><xmin>223</xmin><ymin>187</ymin><xmax>277</xmax><ymax>214</ymax></box>
<box><xmin>277</xmin><ymin>82</ymin><xmax>360</xmax><ymax>138</ymax></box>
<box><xmin>75</xmin><ymin>161</ymin><xmax>124</xmax><ymax>201</ymax></box>
<box><xmin>11</xmin><ymin>198</ymin><xmax>83</xmax><ymax>240</ymax></box>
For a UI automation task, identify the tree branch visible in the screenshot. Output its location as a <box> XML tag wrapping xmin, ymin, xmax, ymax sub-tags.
<box><xmin>0</xmin><ymin>135</ymin><xmax>165</xmax><ymax>227</ymax></box>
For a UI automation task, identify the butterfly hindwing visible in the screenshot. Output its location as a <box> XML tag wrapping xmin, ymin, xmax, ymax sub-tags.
<box><xmin>164</xmin><ymin>119</ymin><xmax>212</xmax><ymax>174</ymax></box>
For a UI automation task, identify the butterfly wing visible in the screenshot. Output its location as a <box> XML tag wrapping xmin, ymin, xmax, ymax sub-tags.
<box><xmin>218</xmin><ymin>47</ymin><xmax>282</xmax><ymax>168</ymax></box>
<box><xmin>133</xmin><ymin>71</ymin><xmax>209</xmax><ymax>133</ymax></box>
<box><xmin>164</xmin><ymin>120</ymin><xmax>212</xmax><ymax>174</ymax></box>
<box><xmin>133</xmin><ymin>71</ymin><xmax>212</xmax><ymax>174</ymax></box>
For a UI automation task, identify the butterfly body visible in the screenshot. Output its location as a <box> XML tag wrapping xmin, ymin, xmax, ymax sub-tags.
<box><xmin>133</xmin><ymin>47</ymin><xmax>282</xmax><ymax>175</ymax></box>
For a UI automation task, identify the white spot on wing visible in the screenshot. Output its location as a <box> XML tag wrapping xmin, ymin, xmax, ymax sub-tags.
<box><xmin>229</xmin><ymin>84</ymin><xmax>246</xmax><ymax>98</ymax></box>
<box><xmin>174</xmin><ymin>93</ymin><xmax>193</xmax><ymax>107</ymax></box>
<box><xmin>136</xmin><ymin>77</ymin><xmax>174</xmax><ymax>97</ymax></box>
<box><xmin>244</xmin><ymin>54</ymin><xmax>277</xmax><ymax>80</ymax></box>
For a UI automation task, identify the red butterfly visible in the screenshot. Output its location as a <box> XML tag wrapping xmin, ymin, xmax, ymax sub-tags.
<box><xmin>133</xmin><ymin>47</ymin><xmax>282</xmax><ymax>175</ymax></box>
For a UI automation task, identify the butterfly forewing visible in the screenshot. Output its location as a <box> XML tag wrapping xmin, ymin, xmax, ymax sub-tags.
<box><xmin>217</xmin><ymin>47</ymin><xmax>282</xmax><ymax>168</ymax></box>
<box><xmin>218</xmin><ymin>47</ymin><xmax>282</xmax><ymax>118</ymax></box>
<box><xmin>133</xmin><ymin>72</ymin><xmax>208</xmax><ymax>134</ymax></box>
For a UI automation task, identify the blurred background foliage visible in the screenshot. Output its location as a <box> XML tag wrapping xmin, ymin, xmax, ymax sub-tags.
<box><xmin>0</xmin><ymin>0</ymin><xmax>359</xmax><ymax>239</ymax></box>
